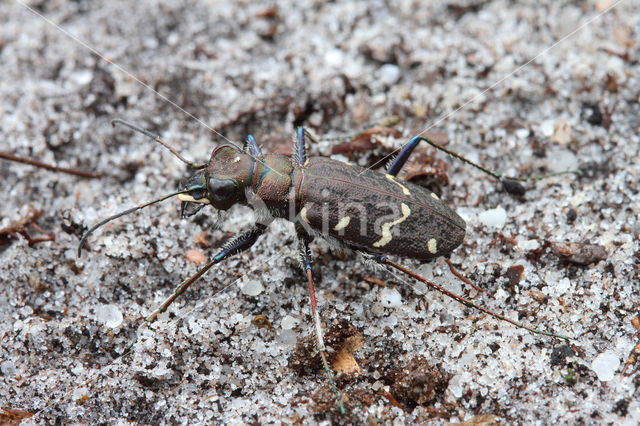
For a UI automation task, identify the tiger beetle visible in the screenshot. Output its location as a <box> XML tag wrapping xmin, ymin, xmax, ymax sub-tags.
<box><xmin>78</xmin><ymin>119</ymin><xmax>571</xmax><ymax>414</ymax></box>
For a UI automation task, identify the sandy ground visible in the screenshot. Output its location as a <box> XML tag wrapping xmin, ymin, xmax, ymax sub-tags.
<box><xmin>1</xmin><ymin>0</ymin><xmax>639</xmax><ymax>424</ymax></box>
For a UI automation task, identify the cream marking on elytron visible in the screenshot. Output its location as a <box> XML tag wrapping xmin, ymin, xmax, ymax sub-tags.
<box><xmin>428</xmin><ymin>238</ymin><xmax>438</xmax><ymax>254</ymax></box>
<box><xmin>372</xmin><ymin>203</ymin><xmax>411</xmax><ymax>248</ymax></box>
<box><xmin>385</xmin><ymin>174</ymin><xmax>411</xmax><ymax>196</ymax></box>
<box><xmin>333</xmin><ymin>216</ymin><xmax>351</xmax><ymax>231</ymax></box>
<box><xmin>430</xmin><ymin>192</ymin><xmax>439</xmax><ymax>200</ymax></box>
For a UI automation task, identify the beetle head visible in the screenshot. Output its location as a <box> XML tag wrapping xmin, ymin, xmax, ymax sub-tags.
<box><xmin>178</xmin><ymin>145</ymin><xmax>252</xmax><ymax>214</ymax></box>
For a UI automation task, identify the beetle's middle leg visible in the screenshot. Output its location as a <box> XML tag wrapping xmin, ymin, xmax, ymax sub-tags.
<box><xmin>243</xmin><ymin>134</ymin><xmax>263</xmax><ymax>157</ymax></box>
<box><xmin>299</xmin><ymin>116</ymin><xmax>400</xmax><ymax>145</ymax></box>
<box><xmin>146</xmin><ymin>224</ymin><xmax>266</xmax><ymax>323</ymax></box>
<box><xmin>297</xmin><ymin>236</ymin><xmax>346</xmax><ymax>414</ymax></box>
<box><xmin>294</xmin><ymin>127</ymin><xmax>345</xmax><ymax>413</ymax></box>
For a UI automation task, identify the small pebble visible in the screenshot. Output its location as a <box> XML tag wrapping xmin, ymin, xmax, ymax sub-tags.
<box><xmin>186</xmin><ymin>249</ymin><xmax>206</xmax><ymax>264</ymax></box>
<box><xmin>378</xmin><ymin>64</ymin><xmax>400</xmax><ymax>85</ymax></box>
<box><xmin>70</xmin><ymin>69</ymin><xmax>93</xmax><ymax>85</ymax></box>
<box><xmin>280</xmin><ymin>315</ymin><xmax>298</xmax><ymax>330</ymax></box>
<box><xmin>325</xmin><ymin>48</ymin><xmax>344</xmax><ymax>67</ymax></box>
<box><xmin>379</xmin><ymin>287</ymin><xmax>402</xmax><ymax>308</ymax></box>
<box><xmin>241</xmin><ymin>279</ymin><xmax>264</xmax><ymax>296</ymax></box>
<box><xmin>72</xmin><ymin>387</ymin><xmax>88</xmax><ymax>401</ymax></box>
<box><xmin>95</xmin><ymin>304</ymin><xmax>123</xmax><ymax>328</ymax></box>
<box><xmin>277</xmin><ymin>329</ymin><xmax>298</xmax><ymax>346</ymax></box>
<box><xmin>372</xmin><ymin>380</ymin><xmax>384</xmax><ymax>391</ymax></box>
<box><xmin>540</xmin><ymin>120</ymin><xmax>555</xmax><ymax>137</ymax></box>
<box><xmin>518</xmin><ymin>239</ymin><xmax>540</xmax><ymax>251</ymax></box>
<box><xmin>188</xmin><ymin>318</ymin><xmax>202</xmax><ymax>334</ymax></box>
<box><xmin>591</xmin><ymin>351</ymin><xmax>620</xmax><ymax>381</ymax></box>
<box><xmin>547</xmin><ymin>149</ymin><xmax>578</xmax><ymax>173</ymax></box>
<box><xmin>515</xmin><ymin>128</ymin><xmax>530</xmax><ymax>139</ymax></box>
<box><xmin>553</xmin><ymin>120</ymin><xmax>572</xmax><ymax>144</ymax></box>
<box><xmin>167</xmin><ymin>32</ymin><xmax>179</xmax><ymax>46</ymax></box>
<box><xmin>556</xmin><ymin>277</ymin><xmax>571</xmax><ymax>295</ymax></box>
<box><xmin>0</xmin><ymin>360</ymin><xmax>16</xmax><ymax>375</ymax></box>
<box><xmin>478</xmin><ymin>207</ymin><xmax>507</xmax><ymax>228</ymax></box>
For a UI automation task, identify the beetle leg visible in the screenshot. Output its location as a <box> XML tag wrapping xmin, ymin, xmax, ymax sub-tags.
<box><xmin>302</xmin><ymin>116</ymin><xmax>400</xmax><ymax>144</ymax></box>
<box><xmin>146</xmin><ymin>224</ymin><xmax>267</xmax><ymax>323</ymax></box>
<box><xmin>244</xmin><ymin>134</ymin><xmax>263</xmax><ymax>157</ymax></box>
<box><xmin>386</xmin><ymin>134</ymin><xmax>505</xmax><ymax>177</ymax></box>
<box><xmin>180</xmin><ymin>202</ymin><xmax>205</xmax><ymax>218</ymax></box>
<box><xmin>375</xmin><ymin>255</ymin><xmax>570</xmax><ymax>341</ymax></box>
<box><xmin>294</xmin><ymin>127</ymin><xmax>308</xmax><ymax>166</ymax></box>
<box><xmin>385</xmin><ymin>136</ymin><xmax>425</xmax><ymax>176</ymax></box>
<box><xmin>385</xmin><ymin>135</ymin><xmax>565</xmax><ymax>195</ymax></box>
<box><xmin>297</xmin><ymin>237</ymin><xmax>346</xmax><ymax>414</ymax></box>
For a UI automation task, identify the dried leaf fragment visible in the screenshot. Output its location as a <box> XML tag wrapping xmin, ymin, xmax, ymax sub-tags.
<box><xmin>332</xmin><ymin>333</ymin><xmax>365</xmax><ymax>374</ymax></box>
<box><xmin>0</xmin><ymin>407</ymin><xmax>35</xmax><ymax>425</ymax></box>
<box><xmin>332</xmin><ymin>348</ymin><xmax>361</xmax><ymax>374</ymax></box>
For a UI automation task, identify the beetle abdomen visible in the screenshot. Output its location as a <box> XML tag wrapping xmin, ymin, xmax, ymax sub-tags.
<box><xmin>297</xmin><ymin>158</ymin><xmax>465</xmax><ymax>261</ymax></box>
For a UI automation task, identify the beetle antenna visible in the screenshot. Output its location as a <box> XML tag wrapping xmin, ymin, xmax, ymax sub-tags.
<box><xmin>78</xmin><ymin>189</ymin><xmax>189</xmax><ymax>257</ymax></box>
<box><xmin>379</xmin><ymin>256</ymin><xmax>570</xmax><ymax>341</ymax></box>
<box><xmin>111</xmin><ymin>119</ymin><xmax>207</xmax><ymax>170</ymax></box>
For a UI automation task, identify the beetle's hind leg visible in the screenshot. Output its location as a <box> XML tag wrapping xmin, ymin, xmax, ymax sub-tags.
<box><xmin>385</xmin><ymin>135</ymin><xmax>576</xmax><ymax>195</ymax></box>
<box><xmin>385</xmin><ymin>135</ymin><xmax>426</xmax><ymax>176</ymax></box>
<box><xmin>146</xmin><ymin>224</ymin><xmax>266</xmax><ymax>323</ymax></box>
<box><xmin>297</xmin><ymin>236</ymin><xmax>346</xmax><ymax>414</ymax></box>
<box><xmin>373</xmin><ymin>255</ymin><xmax>570</xmax><ymax>341</ymax></box>
<box><xmin>385</xmin><ymin>134</ymin><xmax>514</xmax><ymax>181</ymax></box>
<box><xmin>385</xmin><ymin>136</ymin><xmax>528</xmax><ymax>194</ymax></box>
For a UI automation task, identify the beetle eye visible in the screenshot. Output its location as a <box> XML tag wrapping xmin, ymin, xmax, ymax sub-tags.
<box><xmin>207</xmin><ymin>178</ymin><xmax>237</xmax><ymax>208</ymax></box>
<box><xmin>189</xmin><ymin>188</ymin><xmax>207</xmax><ymax>200</ymax></box>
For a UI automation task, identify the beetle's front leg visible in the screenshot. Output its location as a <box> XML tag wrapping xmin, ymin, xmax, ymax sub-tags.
<box><xmin>146</xmin><ymin>224</ymin><xmax>266</xmax><ymax>323</ymax></box>
<box><xmin>296</xmin><ymin>234</ymin><xmax>346</xmax><ymax>414</ymax></box>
